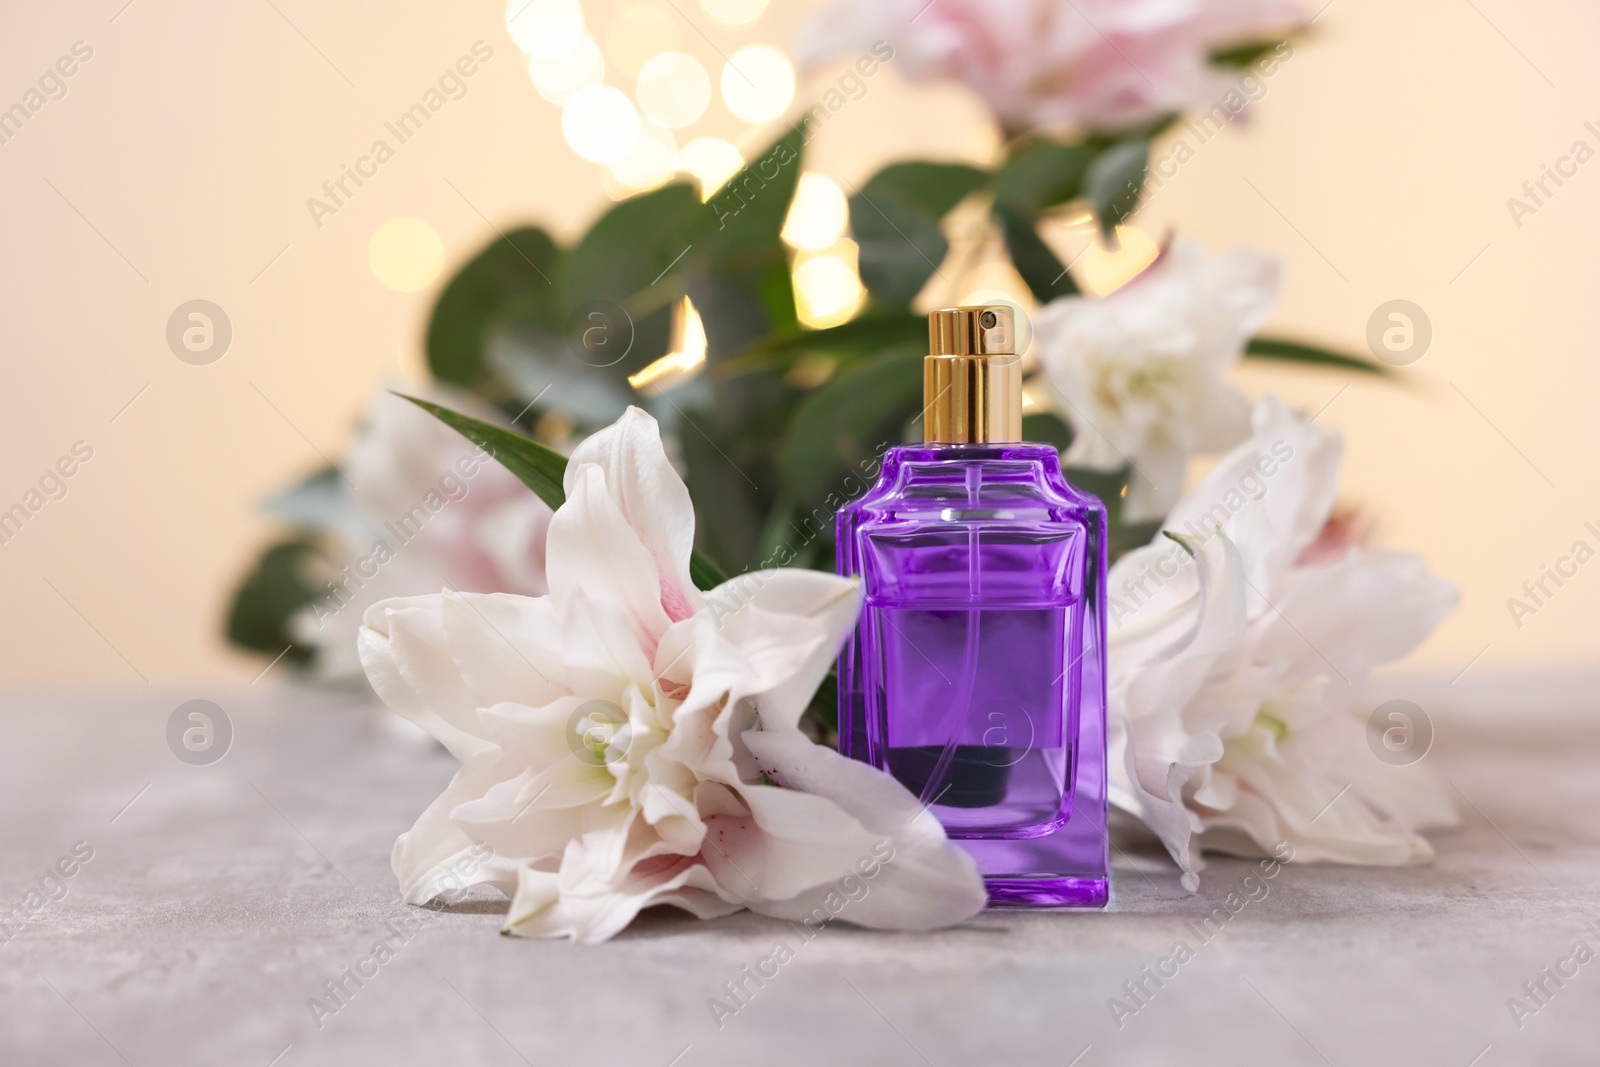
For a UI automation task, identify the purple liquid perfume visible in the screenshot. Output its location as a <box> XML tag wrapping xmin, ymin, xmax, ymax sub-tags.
<box><xmin>837</xmin><ymin>305</ymin><xmax>1109</xmax><ymax>908</ymax></box>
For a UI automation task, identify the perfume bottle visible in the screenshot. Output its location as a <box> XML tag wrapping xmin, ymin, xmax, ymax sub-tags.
<box><xmin>837</xmin><ymin>305</ymin><xmax>1109</xmax><ymax>907</ymax></box>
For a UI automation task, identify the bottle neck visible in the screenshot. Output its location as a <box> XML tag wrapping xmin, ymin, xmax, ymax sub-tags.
<box><xmin>922</xmin><ymin>353</ymin><xmax>1022</xmax><ymax>444</ymax></box>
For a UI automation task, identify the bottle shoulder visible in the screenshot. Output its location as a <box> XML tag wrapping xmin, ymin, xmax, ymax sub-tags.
<box><xmin>845</xmin><ymin>442</ymin><xmax>1105</xmax><ymax>527</ymax></box>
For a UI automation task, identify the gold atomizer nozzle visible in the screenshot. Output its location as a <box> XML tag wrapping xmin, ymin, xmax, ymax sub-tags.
<box><xmin>923</xmin><ymin>305</ymin><xmax>1022</xmax><ymax>443</ymax></box>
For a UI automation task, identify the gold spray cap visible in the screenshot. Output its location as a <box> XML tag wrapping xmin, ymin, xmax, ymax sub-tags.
<box><xmin>923</xmin><ymin>305</ymin><xmax>1022</xmax><ymax>444</ymax></box>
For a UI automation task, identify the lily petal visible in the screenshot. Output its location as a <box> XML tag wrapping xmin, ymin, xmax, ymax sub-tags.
<box><xmin>547</xmin><ymin>462</ymin><xmax>674</xmax><ymax>655</ymax></box>
<box><xmin>704</xmin><ymin>568</ymin><xmax>862</xmax><ymax>732</ymax></box>
<box><xmin>564</xmin><ymin>406</ymin><xmax>702</xmax><ymax>622</ymax></box>
<box><xmin>391</xmin><ymin>747</ymin><xmax>524</xmax><ymax>903</ymax></box>
<box><xmin>360</xmin><ymin>594</ymin><xmax>495</xmax><ymax>761</ymax></box>
<box><xmin>741</xmin><ymin>729</ymin><xmax>988</xmax><ymax>930</ymax></box>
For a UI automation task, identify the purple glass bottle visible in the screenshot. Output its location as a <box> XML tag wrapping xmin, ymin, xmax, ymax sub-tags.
<box><xmin>837</xmin><ymin>305</ymin><xmax>1108</xmax><ymax>907</ymax></box>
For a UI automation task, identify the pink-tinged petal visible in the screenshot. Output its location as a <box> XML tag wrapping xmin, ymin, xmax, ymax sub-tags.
<box><xmin>359</xmin><ymin>594</ymin><xmax>494</xmax><ymax>762</ymax></box>
<box><xmin>800</xmin><ymin>0</ymin><xmax>1304</xmax><ymax>133</ymax></box>
<box><xmin>1164</xmin><ymin>397</ymin><xmax>1342</xmax><ymax>594</ymax></box>
<box><xmin>548</xmin><ymin>462</ymin><xmax>674</xmax><ymax>652</ymax></box>
<box><xmin>560</xmin><ymin>589</ymin><xmax>656</xmax><ymax>700</ymax></box>
<box><xmin>740</xmin><ymin>729</ymin><xmax>988</xmax><ymax>930</ymax></box>
<box><xmin>339</xmin><ymin>387</ymin><xmax>553</xmax><ymax>604</ymax></box>
<box><xmin>345</xmin><ymin>386</ymin><xmax>524</xmax><ymax>534</ymax></box>
<box><xmin>565</xmin><ymin>405</ymin><xmax>702</xmax><ymax>622</ymax></box>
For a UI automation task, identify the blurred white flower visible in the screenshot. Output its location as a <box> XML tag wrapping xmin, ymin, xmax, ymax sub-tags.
<box><xmin>285</xmin><ymin>388</ymin><xmax>555</xmax><ymax>678</ymax></box>
<box><xmin>799</xmin><ymin>0</ymin><xmax>1305</xmax><ymax>134</ymax></box>
<box><xmin>359</xmin><ymin>407</ymin><xmax>986</xmax><ymax>942</ymax></box>
<box><xmin>1033</xmin><ymin>238</ymin><xmax>1281</xmax><ymax>521</ymax></box>
<box><xmin>1106</xmin><ymin>397</ymin><xmax>1459</xmax><ymax>889</ymax></box>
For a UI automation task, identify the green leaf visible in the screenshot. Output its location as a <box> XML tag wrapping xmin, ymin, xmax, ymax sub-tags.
<box><xmin>851</xmin><ymin>194</ymin><xmax>948</xmax><ymax>308</ymax></box>
<box><xmin>722</xmin><ymin>311</ymin><xmax>925</xmax><ymax>376</ymax></box>
<box><xmin>780</xmin><ymin>347</ymin><xmax>923</xmax><ymax>504</ymax></box>
<box><xmin>426</xmin><ymin>227</ymin><xmax>559</xmax><ymax>387</ymax></box>
<box><xmin>401</xmin><ymin>395</ymin><xmax>729</xmax><ymax>590</ymax></box>
<box><xmin>1111</xmin><ymin>519</ymin><xmax>1165</xmax><ymax>563</ymax></box>
<box><xmin>688</xmin><ymin>553</ymin><xmax>727</xmax><ymax>593</ymax></box>
<box><xmin>848</xmin><ymin>161</ymin><xmax>987</xmax><ymax>310</ymax></box>
<box><xmin>1022</xmin><ymin>411</ymin><xmax>1074</xmax><ymax>452</ymax></box>
<box><xmin>703</xmin><ymin>121</ymin><xmax>809</xmax><ymax>267</ymax></box>
<box><xmin>859</xmin><ymin>161</ymin><xmax>990</xmax><ymax>218</ymax></box>
<box><xmin>692</xmin><ymin>274</ymin><xmax>796</xmax><ymax>366</ymax></box>
<box><xmin>1245</xmin><ymin>336</ymin><xmax>1393</xmax><ymax>376</ymax></box>
<box><xmin>996</xmin><ymin>203</ymin><xmax>1079</xmax><ymax>302</ymax></box>
<box><xmin>1083</xmin><ymin>140</ymin><xmax>1149</xmax><ymax>237</ymax></box>
<box><xmin>224</xmin><ymin>538</ymin><xmax>327</xmax><ymax>664</ymax></box>
<box><xmin>488</xmin><ymin>323</ymin><xmax>639</xmax><ymax>425</ymax></box>
<box><xmin>403</xmin><ymin>394</ymin><xmax>570</xmax><ymax>511</ymax></box>
<box><xmin>680</xmin><ymin>425</ymin><xmax>765</xmax><ymax>575</ymax></box>
<box><xmin>994</xmin><ymin>141</ymin><xmax>1091</xmax><ymax>215</ymax></box>
<box><xmin>1210</xmin><ymin>40</ymin><xmax>1286</xmax><ymax>67</ymax></box>
<box><xmin>563</xmin><ymin>182</ymin><xmax>705</xmax><ymax>306</ymax></box>
<box><xmin>262</xmin><ymin>466</ymin><xmax>347</xmax><ymax>530</ymax></box>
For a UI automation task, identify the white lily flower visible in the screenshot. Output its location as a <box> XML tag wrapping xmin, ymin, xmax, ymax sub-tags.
<box><xmin>1033</xmin><ymin>238</ymin><xmax>1280</xmax><ymax>521</ymax></box>
<box><xmin>288</xmin><ymin>387</ymin><xmax>554</xmax><ymax>678</ymax></box>
<box><xmin>1106</xmin><ymin>397</ymin><xmax>1459</xmax><ymax>888</ymax></box>
<box><xmin>359</xmin><ymin>406</ymin><xmax>986</xmax><ymax>941</ymax></box>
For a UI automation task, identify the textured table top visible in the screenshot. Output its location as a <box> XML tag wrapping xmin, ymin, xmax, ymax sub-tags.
<box><xmin>1</xmin><ymin>676</ymin><xmax>1596</xmax><ymax>1067</ymax></box>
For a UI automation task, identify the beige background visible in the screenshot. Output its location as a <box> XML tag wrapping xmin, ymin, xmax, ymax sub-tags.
<box><xmin>0</xmin><ymin>0</ymin><xmax>1593</xmax><ymax>684</ymax></box>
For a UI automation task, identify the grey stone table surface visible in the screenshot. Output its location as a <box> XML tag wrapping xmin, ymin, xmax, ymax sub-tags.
<box><xmin>2</xmin><ymin>674</ymin><xmax>1597</xmax><ymax>1067</ymax></box>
